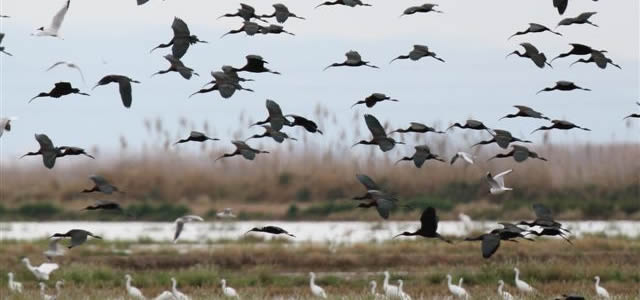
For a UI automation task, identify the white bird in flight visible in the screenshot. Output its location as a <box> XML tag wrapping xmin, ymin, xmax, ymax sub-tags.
<box><xmin>217</xmin><ymin>208</ymin><xmax>237</xmax><ymax>219</ymax></box>
<box><xmin>173</xmin><ymin>215</ymin><xmax>204</xmax><ymax>242</ymax></box>
<box><xmin>46</xmin><ymin>61</ymin><xmax>85</xmax><ymax>84</ymax></box>
<box><xmin>43</xmin><ymin>238</ymin><xmax>66</xmax><ymax>260</ymax></box>
<box><xmin>487</xmin><ymin>169</ymin><xmax>513</xmax><ymax>195</ymax></box>
<box><xmin>450</xmin><ymin>151</ymin><xmax>474</xmax><ymax>165</ymax></box>
<box><xmin>34</xmin><ymin>0</ymin><xmax>70</xmax><ymax>38</ymax></box>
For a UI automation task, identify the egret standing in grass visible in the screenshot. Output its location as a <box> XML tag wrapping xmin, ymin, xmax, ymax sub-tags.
<box><xmin>514</xmin><ymin>268</ymin><xmax>535</xmax><ymax>293</ymax></box>
<box><xmin>383</xmin><ymin>271</ymin><xmax>401</xmax><ymax>299</ymax></box>
<box><xmin>594</xmin><ymin>276</ymin><xmax>610</xmax><ymax>299</ymax></box>
<box><xmin>446</xmin><ymin>274</ymin><xmax>469</xmax><ymax>299</ymax></box>
<box><xmin>40</xmin><ymin>280</ymin><xmax>63</xmax><ymax>300</ymax></box>
<box><xmin>124</xmin><ymin>274</ymin><xmax>146</xmax><ymax>300</ymax></box>
<box><xmin>498</xmin><ymin>280</ymin><xmax>514</xmax><ymax>300</ymax></box>
<box><xmin>173</xmin><ymin>215</ymin><xmax>204</xmax><ymax>242</ymax></box>
<box><xmin>397</xmin><ymin>279</ymin><xmax>412</xmax><ymax>300</ymax></box>
<box><xmin>369</xmin><ymin>281</ymin><xmax>384</xmax><ymax>299</ymax></box>
<box><xmin>309</xmin><ymin>272</ymin><xmax>327</xmax><ymax>298</ymax></box>
<box><xmin>221</xmin><ymin>279</ymin><xmax>239</xmax><ymax>298</ymax></box>
<box><xmin>171</xmin><ymin>277</ymin><xmax>190</xmax><ymax>300</ymax></box>
<box><xmin>22</xmin><ymin>258</ymin><xmax>59</xmax><ymax>280</ymax></box>
<box><xmin>7</xmin><ymin>272</ymin><xmax>23</xmax><ymax>293</ymax></box>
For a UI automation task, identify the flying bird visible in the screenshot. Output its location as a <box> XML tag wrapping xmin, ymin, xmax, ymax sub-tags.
<box><xmin>557</xmin><ymin>12</ymin><xmax>598</xmax><ymax>28</ymax></box>
<box><xmin>218</xmin><ymin>3</ymin><xmax>266</xmax><ymax>22</ymax></box>
<box><xmin>245</xmin><ymin>226</ymin><xmax>295</xmax><ymax>237</ymax></box>
<box><xmin>531</xmin><ymin>119</ymin><xmax>591</xmax><ymax>133</ymax></box>
<box><xmin>352</xmin><ymin>93</ymin><xmax>398</xmax><ymax>108</ymax></box>
<box><xmin>92</xmin><ymin>75</ymin><xmax>140</xmax><ymax>108</ymax></box>
<box><xmin>400</xmin><ymin>3</ymin><xmax>443</xmax><ymax>17</ymax></box>
<box><xmin>29</xmin><ymin>82</ymin><xmax>89</xmax><ymax>103</ymax></box>
<box><xmin>57</xmin><ymin>146</ymin><xmax>94</xmax><ymax>159</ymax></box>
<box><xmin>259</xmin><ymin>24</ymin><xmax>295</xmax><ymax>36</ymax></box>
<box><xmin>324</xmin><ymin>50</ymin><xmax>379</xmax><ymax>70</ymax></box>
<box><xmin>394</xmin><ymin>207</ymin><xmax>452</xmax><ymax>243</ymax></box>
<box><xmin>151</xmin><ymin>17</ymin><xmax>207</xmax><ymax>59</ymax></box>
<box><xmin>450</xmin><ymin>152</ymin><xmax>474</xmax><ymax>165</ymax></box>
<box><xmin>506</xmin><ymin>43</ymin><xmax>553</xmax><ymax>69</ymax></box>
<box><xmin>464</xmin><ymin>225</ymin><xmax>528</xmax><ymax>259</ymax></box>
<box><xmin>489</xmin><ymin>145</ymin><xmax>547</xmax><ymax>162</ymax></box>
<box><xmin>233</xmin><ymin>55</ymin><xmax>280</xmax><ymax>74</ymax></box>
<box><xmin>353</xmin><ymin>114</ymin><xmax>404</xmax><ymax>152</ymax></box>
<box><xmin>216</xmin><ymin>141</ymin><xmax>269</xmax><ymax>161</ymax></box>
<box><xmin>352</xmin><ymin>174</ymin><xmax>399</xmax><ymax>220</ymax></box>
<box><xmin>21</xmin><ymin>134</ymin><xmax>60</xmax><ymax>169</ymax></box>
<box><xmin>390</xmin><ymin>44</ymin><xmax>444</xmax><ymax>63</ymax></box>
<box><xmin>447</xmin><ymin>119</ymin><xmax>492</xmax><ymax>132</ymax></box>
<box><xmin>395</xmin><ymin>145</ymin><xmax>445</xmax><ymax>168</ymax></box>
<box><xmin>391</xmin><ymin>122</ymin><xmax>444</xmax><ymax>134</ymax></box>
<box><xmin>82</xmin><ymin>175</ymin><xmax>121</xmax><ymax>194</ymax></box>
<box><xmin>551</xmin><ymin>43</ymin><xmax>593</xmax><ymax>62</ymax></box>
<box><xmin>251</xmin><ymin>99</ymin><xmax>291</xmax><ymax>131</ymax></box>
<box><xmin>190</xmin><ymin>71</ymin><xmax>254</xmax><ymax>99</ymax></box>
<box><xmin>0</xmin><ymin>117</ymin><xmax>17</xmax><ymax>137</ymax></box>
<box><xmin>34</xmin><ymin>0</ymin><xmax>70</xmax><ymax>37</ymax></box>
<box><xmin>486</xmin><ymin>169</ymin><xmax>513</xmax><ymax>195</ymax></box>
<box><xmin>43</xmin><ymin>238</ymin><xmax>66</xmax><ymax>260</ymax></box>
<box><xmin>508</xmin><ymin>23</ymin><xmax>562</xmax><ymax>39</ymax></box>
<box><xmin>173</xmin><ymin>215</ymin><xmax>204</xmax><ymax>242</ymax></box>
<box><xmin>500</xmin><ymin>105</ymin><xmax>550</xmax><ymax>121</ymax></box>
<box><xmin>82</xmin><ymin>200</ymin><xmax>124</xmax><ymax>212</ymax></box>
<box><xmin>537</xmin><ymin>81</ymin><xmax>590</xmax><ymax>94</ymax></box>
<box><xmin>174</xmin><ymin>131</ymin><xmax>219</xmax><ymax>145</ymax></box>
<box><xmin>284</xmin><ymin>114</ymin><xmax>323</xmax><ymax>134</ymax></box>
<box><xmin>152</xmin><ymin>55</ymin><xmax>198</xmax><ymax>79</ymax></box>
<box><xmin>261</xmin><ymin>4</ymin><xmax>305</xmax><ymax>23</ymax></box>
<box><xmin>519</xmin><ymin>203</ymin><xmax>571</xmax><ymax>243</ymax></box>
<box><xmin>315</xmin><ymin>0</ymin><xmax>372</xmax><ymax>9</ymax></box>
<box><xmin>246</xmin><ymin>125</ymin><xmax>297</xmax><ymax>144</ymax></box>
<box><xmin>0</xmin><ymin>33</ymin><xmax>12</xmax><ymax>56</ymax></box>
<box><xmin>553</xmin><ymin>0</ymin><xmax>599</xmax><ymax>15</ymax></box>
<box><xmin>46</xmin><ymin>61</ymin><xmax>85</xmax><ymax>83</ymax></box>
<box><xmin>51</xmin><ymin>229</ymin><xmax>102</xmax><ymax>248</ymax></box>
<box><xmin>473</xmin><ymin>129</ymin><xmax>531</xmax><ymax>149</ymax></box>
<box><xmin>221</xmin><ymin>21</ymin><xmax>262</xmax><ymax>38</ymax></box>
<box><xmin>570</xmin><ymin>50</ymin><xmax>621</xmax><ymax>69</ymax></box>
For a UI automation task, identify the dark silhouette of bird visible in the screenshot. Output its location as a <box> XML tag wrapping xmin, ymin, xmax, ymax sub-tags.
<box><xmin>92</xmin><ymin>75</ymin><xmax>140</xmax><ymax>108</ymax></box>
<box><xmin>489</xmin><ymin>145</ymin><xmax>547</xmax><ymax>162</ymax></box>
<box><xmin>152</xmin><ymin>55</ymin><xmax>198</xmax><ymax>79</ymax></box>
<box><xmin>493</xmin><ymin>222</ymin><xmax>535</xmax><ymax>241</ymax></box>
<box><xmin>557</xmin><ymin>12</ymin><xmax>598</xmax><ymax>28</ymax></box>
<box><xmin>21</xmin><ymin>134</ymin><xmax>60</xmax><ymax>169</ymax></box>
<box><xmin>57</xmin><ymin>146</ymin><xmax>95</xmax><ymax>159</ymax></box>
<box><xmin>82</xmin><ymin>175</ymin><xmax>121</xmax><ymax>194</ymax></box>
<box><xmin>83</xmin><ymin>200</ymin><xmax>123</xmax><ymax>212</ymax></box>
<box><xmin>0</xmin><ymin>33</ymin><xmax>12</xmax><ymax>56</ymax></box>
<box><xmin>500</xmin><ymin>105</ymin><xmax>550</xmax><ymax>121</ymax></box>
<box><xmin>508</xmin><ymin>23</ymin><xmax>561</xmax><ymax>39</ymax></box>
<box><xmin>446</xmin><ymin>119</ymin><xmax>491</xmax><ymax>132</ymax></box>
<box><xmin>150</xmin><ymin>17</ymin><xmax>207</xmax><ymax>59</ymax></box>
<box><xmin>261</xmin><ymin>4</ymin><xmax>305</xmax><ymax>23</ymax></box>
<box><xmin>555</xmin><ymin>294</ymin><xmax>585</xmax><ymax>300</ymax></box>
<box><xmin>190</xmin><ymin>71</ymin><xmax>254</xmax><ymax>99</ymax></box>
<box><xmin>218</xmin><ymin>3</ymin><xmax>266</xmax><ymax>22</ymax></box>
<box><xmin>531</xmin><ymin>120</ymin><xmax>591</xmax><ymax>134</ymax></box>
<box><xmin>507</xmin><ymin>43</ymin><xmax>553</xmax><ymax>69</ymax></box>
<box><xmin>284</xmin><ymin>114</ymin><xmax>323</xmax><ymax>134</ymax></box>
<box><xmin>0</xmin><ymin>14</ymin><xmax>9</xmax><ymax>18</ymax></box>
<box><xmin>391</xmin><ymin>122</ymin><xmax>444</xmax><ymax>134</ymax></box>
<box><xmin>51</xmin><ymin>229</ymin><xmax>102</xmax><ymax>249</ymax></box>
<box><xmin>518</xmin><ymin>204</ymin><xmax>571</xmax><ymax>243</ymax></box>
<box><xmin>29</xmin><ymin>82</ymin><xmax>89</xmax><ymax>103</ymax></box>
<box><xmin>246</xmin><ymin>125</ymin><xmax>297</xmax><ymax>143</ymax></box>
<box><xmin>137</xmin><ymin>0</ymin><xmax>149</xmax><ymax>5</ymax></box>
<box><xmin>396</xmin><ymin>145</ymin><xmax>445</xmax><ymax>168</ymax></box>
<box><xmin>353</xmin><ymin>114</ymin><xmax>404</xmax><ymax>152</ymax></box>
<box><xmin>472</xmin><ymin>129</ymin><xmax>531</xmax><ymax>149</ymax></box>
<box><xmin>246</xmin><ymin>226</ymin><xmax>295</xmax><ymax>237</ymax></box>
<box><xmin>394</xmin><ymin>207</ymin><xmax>452</xmax><ymax>243</ymax></box>
<box><xmin>251</xmin><ymin>99</ymin><xmax>292</xmax><ymax>131</ymax></box>
<box><xmin>352</xmin><ymin>174</ymin><xmax>398</xmax><ymax>220</ymax></box>
<box><xmin>623</xmin><ymin>113</ymin><xmax>640</xmax><ymax>120</ymax></box>
<box><xmin>464</xmin><ymin>232</ymin><xmax>501</xmax><ymax>258</ymax></box>
<box><xmin>221</xmin><ymin>21</ymin><xmax>262</xmax><ymax>38</ymax></box>
<box><xmin>174</xmin><ymin>131</ymin><xmax>219</xmax><ymax>145</ymax></box>
<box><xmin>537</xmin><ymin>81</ymin><xmax>590</xmax><ymax>94</ymax></box>
<box><xmin>352</xmin><ymin>93</ymin><xmax>398</xmax><ymax>108</ymax></box>
<box><xmin>400</xmin><ymin>3</ymin><xmax>443</xmax><ymax>17</ymax></box>
<box><xmin>551</xmin><ymin>43</ymin><xmax>593</xmax><ymax>62</ymax></box>
<box><xmin>390</xmin><ymin>45</ymin><xmax>444</xmax><ymax>63</ymax></box>
<box><xmin>233</xmin><ymin>55</ymin><xmax>280</xmax><ymax>74</ymax></box>
<box><xmin>570</xmin><ymin>50</ymin><xmax>621</xmax><ymax>69</ymax></box>
<box><xmin>324</xmin><ymin>51</ymin><xmax>378</xmax><ymax>70</ymax></box>
<box><xmin>259</xmin><ymin>24</ymin><xmax>295</xmax><ymax>36</ymax></box>
<box><xmin>216</xmin><ymin>141</ymin><xmax>269</xmax><ymax>161</ymax></box>
<box><xmin>315</xmin><ymin>0</ymin><xmax>372</xmax><ymax>9</ymax></box>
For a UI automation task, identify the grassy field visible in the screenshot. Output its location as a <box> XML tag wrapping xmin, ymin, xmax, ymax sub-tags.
<box><xmin>1</xmin><ymin>236</ymin><xmax>639</xmax><ymax>299</ymax></box>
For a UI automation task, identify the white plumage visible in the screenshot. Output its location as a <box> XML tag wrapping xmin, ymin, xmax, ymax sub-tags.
<box><xmin>125</xmin><ymin>274</ymin><xmax>146</xmax><ymax>299</ymax></box>
<box><xmin>22</xmin><ymin>257</ymin><xmax>59</xmax><ymax>281</ymax></box>
<box><xmin>514</xmin><ymin>268</ymin><xmax>535</xmax><ymax>293</ymax></box>
<box><xmin>309</xmin><ymin>272</ymin><xmax>327</xmax><ymax>298</ymax></box>
<box><xmin>369</xmin><ymin>280</ymin><xmax>384</xmax><ymax>299</ymax></box>
<box><xmin>383</xmin><ymin>271</ymin><xmax>402</xmax><ymax>298</ymax></box>
<box><xmin>7</xmin><ymin>272</ymin><xmax>23</xmax><ymax>293</ymax></box>
<box><xmin>35</xmin><ymin>0</ymin><xmax>70</xmax><ymax>37</ymax></box>
<box><xmin>487</xmin><ymin>169</ymin><xmax>513</xmax><ymax>195</ymax></box>
<box><xmin>397</xmin><ymin>279</ymin><xmax>412</xmax><ymax>300</ymax></box>
<box><xmin>171</xmin><ymin>277</ymin><xmax>190</xmax><ymax>300</ymax></box>
<box><xmin>594</xmin><ymin>276</ymin><xmax>610</xmax><ymax>299</ymax></box>
<box><xmin>446</xmin><ymin>274</ymin><xmax>469</xmax><ymax>299</ymax></box>
<box><xmin>153</xmin><ymin>291</ymin><xmax>176</xmax><ymax>300</ymax></box>
<box><xmin>217</xmin><ymin>208</ymin><xmax>237</xmax><ymax>219</ymax></box>
<box><xmin>173</xmin><ymin>215</ymin><xmax>204</xmax><ymax>242</ymax></box>
<box><xmin>498</xmin><ymin>280</ymin><xmax>514</xmax><ymax>300</ymax></box>
<box><xmin>221</xmin><ymin>279</ymin><xmax>240</xmax><ymax>298</ymax></box>
<box><xmin>39</xmin><ymin>280</ymin><xmax>63</xmax><ymax>300</ymax></box>
<box><xmin>46</xmin><ymin>61</ymin><xmax>85</xmax><ymax>84</ymax></box>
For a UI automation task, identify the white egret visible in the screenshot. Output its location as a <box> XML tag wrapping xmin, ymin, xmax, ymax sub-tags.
<box><xmin>125</xmin><ymin>274</ymin><xmax>146</xmax><ymax>299</ymax></box>
<box><xmin>7</xmin><ymin>272</ymin><xmax>23</xmax><ymax>293</ymax></box>
<box><xmin>22</xmin><ymin>257</ymin><xmax>59</xmax><ymax>280</ymax></box>
<box><xmin>309</xmin><ymin>272</ymin><xmax>327</xmax><ymax>298</ymax></box>
<box><xmin>498</xmin><ymin>280</ymin><xmax>514</xmax><ymax>300</ymax></box>
<box><xmin>594</xmin><ymin>276</ymin><xmax>610</xmax><ymax>299</ymax></box>
<box><xmin>514</xmin><ymin>268</ymin><xmax>535</xmax><ymax>293</ymax></box>
<box><xmin>221</xmin><ymin>279</ymin><xmax>239</xmax><ymax>298</ymax></box>
<box><xmin>446</xmin><ymin>274</ymin><xmax>469</xmax><ymax>299</ymax></box>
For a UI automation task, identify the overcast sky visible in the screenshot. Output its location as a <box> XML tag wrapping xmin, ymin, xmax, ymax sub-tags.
<box><xmin>0</xmin><ymin>0</ymin><xmax>638</xmax><ymax>162</ymax></box>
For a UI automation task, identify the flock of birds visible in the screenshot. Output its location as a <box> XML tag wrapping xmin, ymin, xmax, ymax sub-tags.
<box><xmin>1</xmin><ymin>0</ymin><xmax>637</xmax><ymax>299</ymax></box>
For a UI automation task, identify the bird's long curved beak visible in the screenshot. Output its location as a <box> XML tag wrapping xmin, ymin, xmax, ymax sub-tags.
<box><xmin>535</xmin><ymin>89</ymin><xmax>545</xmax><ymax>95</ymax></box>
<box><xmin>505</xmin><ymin>51</ymin><xmax>516</xmax><ymax>59</ymax></box>
<box><xmin>322</xmin><ymin>65</ymin><xmax>333</xmax><ymax>71</ymax></box>
<box><xmin>28</xmin><ymin>96</ymin><xmax>39</xmax><ymax>103</ymax></box>
<box><xmin>530</xmin><ymin>128</ymin><xmax>542</xmax><ymax>134</ymax></box>
<box><xmin>487</xmin><ymin>156</ymin><xmax>498</xmax><ymax>161</ymax></box>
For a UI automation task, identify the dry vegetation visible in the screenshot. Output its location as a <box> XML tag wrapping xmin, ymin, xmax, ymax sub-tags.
<box><xmin>1</xmin><ymin>110</ymin><xmax>639</xmax><ymax>221</ymax></box>
<box><xmin>1</xmin><ymin>237</ymin><xmax>639</xmax><ymax>299</ymax></box>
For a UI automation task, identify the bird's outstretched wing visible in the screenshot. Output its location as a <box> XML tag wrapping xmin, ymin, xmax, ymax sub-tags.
<box><xmin>50</xmin><ymin>0</ymin><xmax>70</xmax><ymax>32</ymax></box>
<box><xmin>356</xmin><ymin>174</ymin><xmax>379</xmax><ymax>191</ymax></box>
<box><xmin>117</xmin><ymin>77</ymin><xmax>133</xmax><ymax>108</ymax></box>
<box><xmin>420</xmin><ymin>207</ymin><xmax>438</xmax><ymax>234</ymax></box>
<box><xmin>481</xmin><ymin>234</ymin><xmax>501</xmax><ymax>258</ymax></box>
<box><xmin>533</xmin><ymin>203</ymin><xmax>554</xmax><ymax>220</ymax></box>
<box><xmin>364</xmin><ymin>114</ymin><xmax>386</xmax><ymax>138</ymax></box>
<box><xmin>493</xmin><ymin>169</ymin><xmax>513</xmax><ymax>186</ymax></box>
